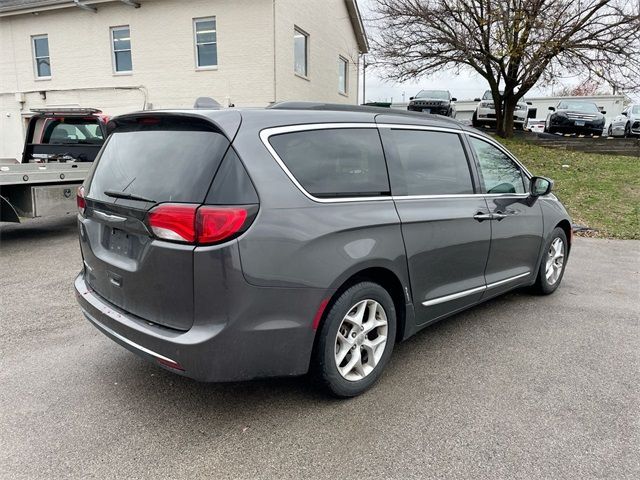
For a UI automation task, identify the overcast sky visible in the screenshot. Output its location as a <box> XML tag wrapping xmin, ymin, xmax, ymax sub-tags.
<box><xmin>355</xmin><ymin>0</ymin><xmax>629</xmax><ymax>104</ymax></box>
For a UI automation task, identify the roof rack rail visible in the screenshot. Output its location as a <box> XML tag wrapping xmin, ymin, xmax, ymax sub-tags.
<box><xmin>267</xmin><ymin>101</ymin><xmax>461</xmax><ymax>123</ymax></box>
<box><xmin>30</xmin><ymin>108</ymin><xmax>102</xmax><ymax>115</ymax></box>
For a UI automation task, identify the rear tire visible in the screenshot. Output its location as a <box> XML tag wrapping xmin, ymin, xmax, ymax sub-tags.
<box><xmin>533</xmin><ymin>227</ymin><xmax>568</xmax><ymax>295</ymax></box>
<box><xmin>312</xmin><ymin>282</ymin><xmax>396</xmax><ymax>398</ymax></box>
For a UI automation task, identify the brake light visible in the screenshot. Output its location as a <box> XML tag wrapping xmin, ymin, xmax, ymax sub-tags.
<box><xmin>147</xmin><ymin>204</ymin><xmax>250</xmax><ymax>245</ymax></box>
<box><xmin>77</xmin><ymin>185</ymin><xmax>86</xmax><ymax>214</ymax></box>
<box><xmin>197</xmin><ymin>207</ymin><xmax>247</xmax><ymax>244</ymax></box>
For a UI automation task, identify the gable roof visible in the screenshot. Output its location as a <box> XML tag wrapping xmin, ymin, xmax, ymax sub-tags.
<box><xmin>344</xmin><ymin>0</ymin><xmax>368</xmax><ymax>53</ymax></box>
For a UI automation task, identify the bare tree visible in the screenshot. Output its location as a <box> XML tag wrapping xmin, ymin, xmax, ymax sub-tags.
<box><xmin>555</xmin><ymin>79</ymin><xmax>606</xmax><ymax>97</ymax></box>
<box><xmin>371</xmin><ymin>0</ymin><xmax>640</xmax><ymax>137</ymax></box>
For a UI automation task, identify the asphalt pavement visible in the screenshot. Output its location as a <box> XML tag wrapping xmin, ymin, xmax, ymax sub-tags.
<box><xmin>1</xmin><ymin>216</ymin><xmax>638</xmax><ymax>479</ymax></box>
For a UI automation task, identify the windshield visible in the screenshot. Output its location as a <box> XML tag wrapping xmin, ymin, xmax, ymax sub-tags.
<box><xmin>632</xmin><ymin>106</ymin><xmax>640</xmax><ymax>114</ymax></box>
<box><xmin>482</xmin><ymin>90</ymin><xmax>504</xmax><ymax>100</ymax></box>
<box><xmin>557</xmin><ymin>101</ymin><xmax>600</xmax><ymax>113</ymax></box>
<box><xmin>416</xmin><ymin>90</ymin><xmax>449</xmax><ymax>100</ymax></box>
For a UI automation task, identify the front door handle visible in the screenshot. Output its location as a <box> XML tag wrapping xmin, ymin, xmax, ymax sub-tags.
<box><xmin>473</xmin><ymin>212</ymin><xmax>493</xmax><ymax>222</ymax></box>
<box><xmin>492</xmin><ymin>212</ymin><xmax>508</xmax><ymax>220</ymax></box>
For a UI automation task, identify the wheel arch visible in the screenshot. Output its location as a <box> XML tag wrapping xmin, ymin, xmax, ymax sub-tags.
<box><xmin>0</xmin><ymin>195</ymin><xmax>20</xmax><ymax>223</ymax></box>
<box><xmin>555</xmin><ymin>219</ymin><xmax>572</xmax><ymax>253</ymax></box>
<box><xmin>315</xmin><ymin>266</ymin><xmax>410</xmax><ymax>347</ymax></box>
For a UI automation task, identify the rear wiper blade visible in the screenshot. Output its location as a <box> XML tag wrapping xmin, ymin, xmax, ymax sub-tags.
<box><xmin>104</xmin><ymin>190</ymin><xmax>155</xmax><ymax>203</ymax></box>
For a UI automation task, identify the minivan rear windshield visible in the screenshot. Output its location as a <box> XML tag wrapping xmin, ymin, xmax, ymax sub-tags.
<box><xmin>86</xmin><ymin>120</ymin><xmax>230</xmax><ymax>205</ymax></box>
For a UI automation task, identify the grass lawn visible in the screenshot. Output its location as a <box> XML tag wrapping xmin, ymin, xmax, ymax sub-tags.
<box><xmin>495</xmin><ymin>137</ymin><xmax>640</xmax><ymax>240</ymax></box>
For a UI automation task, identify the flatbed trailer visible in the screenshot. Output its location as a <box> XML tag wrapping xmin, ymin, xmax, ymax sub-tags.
<box><xmin>0</xmin><ymin>107</ymin><xmax>107</xmax><ymax>223</ymax></box>
<box><xmin>0</xmin><ymin>162</ymin><xmax>92</xmax><ymax>222</ymax></box>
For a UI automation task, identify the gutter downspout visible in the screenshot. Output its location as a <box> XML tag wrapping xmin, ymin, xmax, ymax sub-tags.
<box><xmin>273</xmin><ymin>0</ymin><xmax>277</xmax><ymax>103</ymax></box>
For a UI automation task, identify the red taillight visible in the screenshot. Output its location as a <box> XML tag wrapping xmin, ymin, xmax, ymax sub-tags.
<box><xmin>147</xmin><ymin>204</ymin><xmax>198</xmax><ymax>243</ymax></box>
<box><xmin>197</xmin><ymin>207</ymin><xmax>247</xmax><ymax>244</ymax></box>
<box><xmin>147</xmin><ymin>204</ymin><xmax>250</xmax><ymax>245</ymax></box>
<box><xmin>77</xmin><ymin>185</ymin><xmax>86</xmax><ymax>214</ymax></box>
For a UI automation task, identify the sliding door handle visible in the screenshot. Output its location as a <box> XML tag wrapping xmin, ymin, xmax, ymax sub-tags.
<box><xmin>473</xmin><ymin>212</ymin><xmax>493</xmax><ymax>222</ymax></box>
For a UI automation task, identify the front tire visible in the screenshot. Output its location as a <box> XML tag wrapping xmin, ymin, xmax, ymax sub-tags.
<box><xmin>471</xmin><ymin>111</ymin><xmax>480</xmax><ymax>128</ymax></box>
<box><xmin>533</xmin><ymin>227</ymin><xmax>568</xmax><ymax>295</ymax></box>
<box><xmin>312</xmin><ymin>282</ymin><xmax>396</xmax><ymax>398</ymax></box>
<box><xmin>624</xmin><ymin>122</ymin><xmax>631</xmax><ymax>138</ymax></box>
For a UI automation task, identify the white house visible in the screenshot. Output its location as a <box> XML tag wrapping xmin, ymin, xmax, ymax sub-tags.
<box><xmin>0</xmin><ymin>0</ymin><xmax>368</xmax><ymax>160</ymax></box>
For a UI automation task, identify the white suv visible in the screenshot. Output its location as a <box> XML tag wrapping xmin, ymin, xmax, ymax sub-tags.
<box><xmin>472</xmin><ymin>90</ymin><xmax>529</xmax><ymax>130</ymax></box>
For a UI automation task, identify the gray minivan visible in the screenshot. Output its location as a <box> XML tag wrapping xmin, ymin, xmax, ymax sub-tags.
<box><xmin>75</xmin><ymin>103</ymin><xmax>572</xmax><ymax>397</ymax></box>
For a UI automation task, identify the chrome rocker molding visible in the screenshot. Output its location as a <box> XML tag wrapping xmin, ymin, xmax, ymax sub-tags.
<box><xmin>422</xmin><ymin>271</ymin><xmax>531</xmax><ymax>307</ymax></box>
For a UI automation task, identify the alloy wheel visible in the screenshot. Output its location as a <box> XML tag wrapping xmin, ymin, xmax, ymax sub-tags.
<box><xmin>334</xmin><ymin>299</ymin><xmax>388</xmax><ymax>381</ymax></box>
<box><xmin>545</xmin><ymin>237</ymin><xmax>565</xmax><ymax>285</ymax></box>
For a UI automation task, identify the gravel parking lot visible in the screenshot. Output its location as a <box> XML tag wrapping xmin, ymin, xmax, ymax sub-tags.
<box><xmin>1</xmin><ymin>217</ymin><xmax>638</xmax><ymax>480</ymax></box>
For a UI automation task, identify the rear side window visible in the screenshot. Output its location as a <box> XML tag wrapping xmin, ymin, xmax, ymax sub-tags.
<box><xmin>387</xmin><ymin>129</ymin><xmax>473</xmax><ymax>195</ymax></box>
<box><xmin>268</xmin><ymin>128</ymin><xmax>390</xmax><ymax>198</ymax></box>
<box><xmin>87</xmin><ymin>117</ymin><xmax>230</xmax><ymax>204</ymax></box>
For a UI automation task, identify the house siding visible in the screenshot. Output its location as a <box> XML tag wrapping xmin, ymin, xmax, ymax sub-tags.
<box><xmin>0</xmin><ymin>0</ymin><xmax>362</xmax><ymax>160</ymax></box>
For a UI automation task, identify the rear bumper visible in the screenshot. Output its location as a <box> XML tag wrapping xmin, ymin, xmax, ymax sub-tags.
<box><xmin>75</xmin><ymin>272</ymin><xmax>323</xmax><ymax>382</ymax></box>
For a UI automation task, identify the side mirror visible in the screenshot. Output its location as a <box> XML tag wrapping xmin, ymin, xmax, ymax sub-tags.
<box><xmin>622</xmin><ymin>111</ymin><xmax>628</xmax><ymax>117</ymax></box>
<box><xmin>409</xmin><ymin>97</ymin><xmax>414</xmax><ymax>101</ymax></box>
<box><xmin>526</xmin><ymin>101</ymin><xmax>533</xmax><ymax>106</ymax></box>
<box><xmin>530</xmin><ymin>176</ymin><xmax>553</xmax><ymax>197</ymax></box>
<box><xmin>451</xmin><ymin>97</ymin><xmax>457</xmax><ymax>102</ymax></box>
<box><xmin>601</xmin><ymin>110</ymin><xmax>607</xmax><ymax>115</ymax></box>
<box><xmin>474</xmin><ymin>98</ymin><xmax>481</xmax><ymax>102</ymax></box>
<box><xmin>548</xmin><ymin>106</ymin><xmax>556</xmax><ymax>112</ymax></box>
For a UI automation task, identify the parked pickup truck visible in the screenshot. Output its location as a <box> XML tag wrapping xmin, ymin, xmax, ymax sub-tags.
<box><xmin>0</xmin><ymin>108</ymin><xmax>108</xmax><ymax>223</ymax></box>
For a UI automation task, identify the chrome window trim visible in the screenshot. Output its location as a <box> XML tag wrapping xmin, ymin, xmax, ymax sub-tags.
<box><xmin>421</xmin><ymin>271</ymin><xmax>531</xmax><ymax>307</ymax></box>
<box><xmin>465</xmin><ymin>131</ymin><xmax>533</xmax><ymax>179</ymax></box>
<box><xmin>259</xmin><ymin>123</ymin><xmax>533</xmax><ymax>204</ymax></box>
<box><xmin>260</xmin><ymin>123</ymin><xmax>392</xmax><ymax>204</ymax></box>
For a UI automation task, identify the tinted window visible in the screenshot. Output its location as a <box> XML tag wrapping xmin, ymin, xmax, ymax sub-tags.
<box><xmin>389</xmin><ymin>130</ymin><xmax>473</xmax><ymax>195</ymax></box>
<box><xmin>557</xmin><ymin>101</ymin><xmax>599</xmax><ymax>113</ymax></box>
<box><xmin>269</xmin><ymin>128</ymin><xmax>390</xmax><ymax>198</ymax></box>
<box><xmin>87</xmin><ymin>121</ymin><xmax>229</xmax><ymax>204</ymax></box>
<box><xmin>42</xmin><ymin>119</ymin><xmax>104</xmax><ymax>144</ymax></box>
<box><xmin>470</xmin><ymin>137</ymin><xmax>525</xmax><ymax>194</ymax></box>
<box><xmin>415</xmin><ymin>90</ymin><xmax>449</xmax><ymax>100</ymax></box>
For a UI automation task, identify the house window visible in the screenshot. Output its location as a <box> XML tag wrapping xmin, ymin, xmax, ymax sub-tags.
<box><xmin>111</xmin><ymin>26</ymin><xmax>132</xmax><ymax>73</ymax></box>
<box><xmin>32</xmin><ymin>35</ymin><xmax>51</xmax><ymax>78</ymax></box>
<box><xmin>294</xmin><ymin>27</ymin><xmax>308</xmax><ymax>77</ymax></box>
<box><xmin>338</xmin><ymin>56</ymin><xmax>348</xmax><ymax>94</ymax></box>
<box><xmin>194</xmin><ymin>17</ymin><xmax>218</xmax><ymax>68</ymax></box>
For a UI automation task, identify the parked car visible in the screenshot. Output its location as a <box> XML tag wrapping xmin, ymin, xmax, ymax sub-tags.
<box><xmin>472</xmin><ymin>90</ymin><xmax>529</xmax><ymax>129</ymax></box>
<box><xmin>407</xmin><ymin>90</ymin><xmax>456</xmax><ymax>117</ymax></box>
<box><xmin>526</xmin><ymin>119</ymin><xmax>546</xmax><ymax>133</ymax></box>
<box><xmin>74</xmin><ymin>103</ymin><xmax>572</xmax><ymax>397</ymax></box>
<box><xmin>545</xmin><ymin>100</ymin><xmax>606</xmax><ymax>136</ymax></box>
<box><xmin>608</xmin><ymin>104</ymin><xmax>640</xmax><ymax>137</ymax></box>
